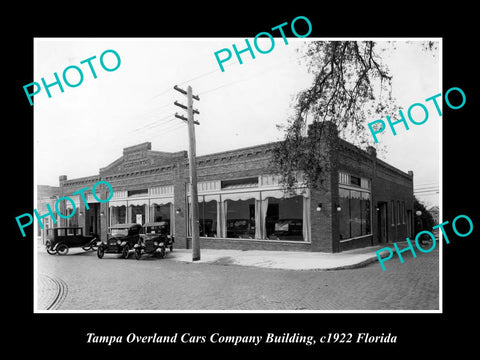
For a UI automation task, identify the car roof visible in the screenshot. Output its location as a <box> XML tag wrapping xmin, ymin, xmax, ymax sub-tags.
<box><xmin>48</xmin><ymin>227</ymin><xmax>82</xmax><ymax>230</ymax></box>
<box><xmin>109</xmin><ymin>223</ymin><xmax>142</xmax><ymax>229</ymax></box>
<box><xmin>143</xmin><ymin>221</ymin><xmax>169</xmax><ymax>227</ymax></box>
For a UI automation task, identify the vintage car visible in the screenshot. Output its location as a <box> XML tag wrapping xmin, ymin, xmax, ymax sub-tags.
<box><xmin>267</xmin><ymin>219</ymin><xmax>303</xmax><ymax>241</ymax></box>
<box><xmin>226</xmin><ymin>219</ymin><xmax>256</xmax><ymax>239</ymax></box>
<box><xmin>97</xmin><ymin>223</ymin><xmax>142</xmax><ymax>259</ymax></box>
<box><xmin>45</xmin><ymin>227</ymin><xmax>99</xmax><ymax>255</ymax></box>
<box><xmin>134</xmin><ymin>221</ymin><xmax>174</xmax><ymax>259</ymax></box>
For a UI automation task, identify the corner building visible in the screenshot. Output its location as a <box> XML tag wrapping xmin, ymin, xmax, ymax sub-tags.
<box><xmin>56</xmin><ymin>122</ymin><xmax>414</xmax><ymax>253</ymax></box>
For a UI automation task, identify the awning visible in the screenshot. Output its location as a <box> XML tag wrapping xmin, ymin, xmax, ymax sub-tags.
<box><xmin>150</xmin><ymin>197</ymin><xmax>174</xmax><ymax>206</ymax></box>
<box><xmin>187</xmin><ymin>194</ymin><xmax>221</xmax><ymax>203</ymax></box>
<box><xmin>127</xmin><ymin>198</ymin><xmax>149</xmax><ymax>207</ymax></box>
<box><xmin>109</xmin><ymin>200</ymin><xmax>127</xmax><ymax>208</ymax></box>
<box><xmin>221</xmin><ymin>191</ymin><xmax>261</xmax><ymax>201</ymax></box>
<box><xmin>261</xmin><ymin>187</ymin><xmax>309</xmax><ymax>199</ymax></box>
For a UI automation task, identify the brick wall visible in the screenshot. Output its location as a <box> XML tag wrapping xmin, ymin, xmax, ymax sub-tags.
<box><xmin>54</xmin><ymin>132</ymin><xmax>414</xmax><ymax>253</ymax></box>
<box><xmin>186</xmin><ymin>237</ymin><xmax>311</xmax><ymax>252</ymax></box>
<box><xmin>373</xmin><ymin>163</ymin><xmax>414</xmax><ymax>244</ymax></box>
<box><xmin>308</xmin><ymin>122</ymin><xmax>339</xmax><ymax>252</ymax></box>
<box><xmin>336</xmin><ymin>139</ymin><xmax>414</xmax><ymax>249</ymax></box>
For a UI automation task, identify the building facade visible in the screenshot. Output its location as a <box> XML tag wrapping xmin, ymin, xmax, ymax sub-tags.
<box><xmin>37</xmin><ymin>185</ymin><xmax>60</xmax><ymax>243</ymax></box>
<box><xmin>48</xmin><ymin>123</ymin><xmax>414</xmax><ymax>253</ymax></box>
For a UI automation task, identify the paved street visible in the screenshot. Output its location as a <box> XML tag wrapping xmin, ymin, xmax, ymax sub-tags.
<box><xmin>37</xmin><ymin>246</ymin><xmax>439</xmax><ymax>311</ymax></box>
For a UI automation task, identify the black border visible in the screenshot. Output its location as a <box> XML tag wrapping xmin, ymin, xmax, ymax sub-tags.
<box><xmin>8</xmin><ymin>4</ymin><xmax>478</xmax><ymax>355</ymax></box>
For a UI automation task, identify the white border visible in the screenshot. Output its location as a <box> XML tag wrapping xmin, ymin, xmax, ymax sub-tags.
<box><xmin>33</xmin><ymin>37</ymin><xmax>442</xmax><ymax>314</ymax></box>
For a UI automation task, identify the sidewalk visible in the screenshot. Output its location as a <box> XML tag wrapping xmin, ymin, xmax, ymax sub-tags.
<box><xmin>165</xmin><ymin>242</ymin><xmax>407</xmax><ymax>271</ymax></box>
<box><xmin>37</xmin><ymin>237</ymin><xmax>409</xmax><ymax>271</ymax></box>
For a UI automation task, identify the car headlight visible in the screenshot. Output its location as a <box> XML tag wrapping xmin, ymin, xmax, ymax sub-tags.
<box><xmin>159</xmin><ymin>242</ymin><xmax>164</xmax><ymax>246</ymax></box>
<box><xmin>153</xmin><ymin>241</ymin><xmax>158</xmax><ymax>246</ymax></box>
<box><xmin>116</xmin><ymin>239</ymin><xmax>121</xmax><ymax>245</ymax></box>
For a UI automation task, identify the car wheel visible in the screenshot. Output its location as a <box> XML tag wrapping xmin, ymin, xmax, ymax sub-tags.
<box><xmin>56</xmin><ymin>244</ymin><xmax>69</xmax><ymax>255</ymax></box>
<box><xmin>134</xmin><ymin>248</ymin><xmax>141</xmax><ymax>260</ymax></box>
<box><xmin>81</xmin><ymin>244</ymin><xmax>91</xmax><ymax>251</ymax></box>
<box><xmin>122</xmin><ymin>245</ymin><xmax>130</xmax><ymax>259</ymax></box>
<box><xmin>97</xmin><ymin>246</ymin><xmax>105</xmax><ymax>259</ymax></box>
<box><xmin>91</xmin><ymin>242</ymin><xmax>99</xmax><ymax>251</ymax></box>
<box><xmin>46</xmin><ymin>241</ymin><xmax>56</xmax><ymax>255</ymax></box>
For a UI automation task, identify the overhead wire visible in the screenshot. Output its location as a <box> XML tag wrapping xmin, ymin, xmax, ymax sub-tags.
<box><xmin>110</xmin><ymin>40</ymin><xmax>311</xmax><ymax>150</ymax></box>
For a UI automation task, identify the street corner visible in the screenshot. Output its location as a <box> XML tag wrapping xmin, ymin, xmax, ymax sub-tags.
<box><xmin>165</xmin><ymin>249</ymin><xmax>240</xmax><ymax>266</ymax></box>
<box><xmin>163</xmin><ymin>247</ymin><xmax>385</xmax><ymax>271</ymax></box>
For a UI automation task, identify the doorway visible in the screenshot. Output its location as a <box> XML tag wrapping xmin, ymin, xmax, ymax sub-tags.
<box><xmin>86</xmin><ymin>203</ymin><xmax>101</xmax><ymax>238</ymax></box>
<box><xmin>377</xmin><ymin>202</ymin><xmax>388</xmax><ymax>243</ymax></box>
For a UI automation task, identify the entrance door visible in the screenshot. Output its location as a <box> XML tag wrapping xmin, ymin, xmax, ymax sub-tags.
<box><xmin>86</xmin><ymin>203</ymin><xmax>101</xmax><ymax>237</ymax></box>
<box><xmin>377</xmin><ymin>202</ymin><xmax>388</xmax><ymax>243</ymax></box>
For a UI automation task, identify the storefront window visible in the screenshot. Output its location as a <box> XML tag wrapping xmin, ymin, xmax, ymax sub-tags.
<box><xmin>110</xmin><ymin>206</ymin><xmax>126</xmax><ymax>225</ymax></box>
<box><xmin>200</xmin><ymin>200</ymin><xmax>217</xmax><ymax>237</ymax></box>
<box><xmin>152</xmin><ymin>204</ymin><xmax>171</xmax><ymax>222</ymax></box>
<box><xmin>265</xmin><ymin>196</ymin><xmax>304</xmax><ymax>241</ymax></box>
<box><xmin>130</xmin><ymin>205</ymin><xmax>145</xmax><ymax>224</ymax></box>
<box><xmin>66</xmin><ymin>207</ymin><xmax>78</xmax><ymax>227</ymax></box>
<box><xmin>225</xmin><ymin>198</ymin><xmax>256</xmax><ymax>239</ymax></box>
<box><xmin>150</xmin><ymin>203</ymin><xmax>171</xmax><ymax>235</ymax></box>
<box><xmin>187</xmin><ymin>191</ymin><xmax>308</xmax><ymax>242</ymax></box>
<box><xmin>339</xmin><ymin>187</ymin><xmax>371</xmax><ymax>240</ymax></box>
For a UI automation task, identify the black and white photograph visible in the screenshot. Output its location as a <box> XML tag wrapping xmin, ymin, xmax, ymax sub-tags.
<box><xmin>33</xmin><ymin>37</ymin><xmax>441</xmax><ymax>312</ymax></box>
<box><xmin>7</xmin><ymin>6</ymin><xmax>478</xmax><ymax>356</ymax></box>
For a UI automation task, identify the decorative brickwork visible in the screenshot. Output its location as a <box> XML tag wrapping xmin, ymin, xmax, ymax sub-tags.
<box><xmin>52</xmin><ymin>123</ymin><xmax>414</xmax><ymax>253</ymax></box>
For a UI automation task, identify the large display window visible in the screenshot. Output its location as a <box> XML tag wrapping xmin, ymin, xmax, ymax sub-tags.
<box><xmin>338</xmin><ymin>187</ymin><xmax>371</xmax><ymax>240</ymax></box>
<box><xmin>188</xmin><ymin>190</ymin><xmax>310</xmax><ymax>242</ymax></box>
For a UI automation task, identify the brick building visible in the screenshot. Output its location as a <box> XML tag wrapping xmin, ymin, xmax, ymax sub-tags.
<box><xmin>51</xmin><ymin>122</ymin><xmax>414</xmax><ymax>253</ymax></box>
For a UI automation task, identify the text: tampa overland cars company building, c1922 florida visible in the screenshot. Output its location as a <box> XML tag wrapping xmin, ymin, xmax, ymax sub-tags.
<box><xmin>38</xmin><ymin>122</ymin><xmax>415</xmax><ymax>253</ymax></box>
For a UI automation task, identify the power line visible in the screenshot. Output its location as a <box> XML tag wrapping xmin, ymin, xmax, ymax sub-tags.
<box><xmin>108</xmin><ymin>42</ymin><xmax>311</xmax><ymax>152</ymax></box>
<box><xmin>177</xmin><ymin>67</ymin><xmax>221</xmax><ymax>87</ymax></box>
<box><xmin>132</xmin><ymin>113</ymin><xmax>176</xmax><ymax>132</ymax></box>
<box><xmin>147</xmin><ymin>45</ymin><xmax>309</xmax><ymax>103</ymax></box>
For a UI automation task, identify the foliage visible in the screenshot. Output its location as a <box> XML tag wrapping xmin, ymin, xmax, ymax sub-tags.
<box><xmin>272</xmin><ymin>41</ymin><xmax>398</xmax><ymax>190</ymax></box>
<box><xmin>413</xmin><ymin>197</ymin><xmax>436</xmax><ymax>233</ymax></box>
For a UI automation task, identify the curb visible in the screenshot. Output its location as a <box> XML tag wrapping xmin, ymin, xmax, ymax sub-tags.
<box><xmin>166</xmin><ymin>249</ymin><xmax>393</xmax><ymax>271</ymax></box>
<box><xmin>321</xmin><ymin>255</ymin><xmax>382</xmax><ymax>271</ymax></box>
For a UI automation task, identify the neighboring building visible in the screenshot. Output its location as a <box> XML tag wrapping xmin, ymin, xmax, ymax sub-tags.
<box><xmin>49</xmin><ymin>122</ymin><xmax>414</xmax><ymax>253</ymax></box>
<box><xmin>36</xmin><ymin>185</ymin><xmax>60</xmax><ymax>243</ymax></box>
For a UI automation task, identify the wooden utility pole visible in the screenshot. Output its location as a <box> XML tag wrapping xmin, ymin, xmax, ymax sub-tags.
<box><xmin>174</xmin><ymin>85</ymin><xmax>200</xmax><ymax>261</ymax></box>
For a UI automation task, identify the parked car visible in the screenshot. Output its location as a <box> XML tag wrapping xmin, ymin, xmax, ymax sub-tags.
<box><xmin>97</xmin><ymin>223</ymin><xmax>142</xmax><ymax>259</ymax></box>
<box><xmin>267</xmin><ymin>219</ymin><xmax>303</xmax><ymax>241</ymax></box>
<box><xmin>45</xmin><ymin>227</ymin><xmax>99</xmax><ymax>255</ymax></box>
<box><xmin>226</xmin><ymin>219</ymin><xmax>256</xmax><ymax>238</ymax></box>
<box><xmin>134</xmin><ymin>221</ymin><xmax>174</xmax><ymax>259</ymax></box>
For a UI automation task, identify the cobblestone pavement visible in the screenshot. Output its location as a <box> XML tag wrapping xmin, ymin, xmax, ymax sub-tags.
<box><xmin>36</xmin><ymin>246</ymin><xmax>439</xmax><ymax>311</ymax></box>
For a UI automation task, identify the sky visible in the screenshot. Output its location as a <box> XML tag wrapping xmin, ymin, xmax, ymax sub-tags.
<box><xmin>34</xmin><ymin>38</ymin><xmax>440</xmax><ymax>207</ymax></box>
